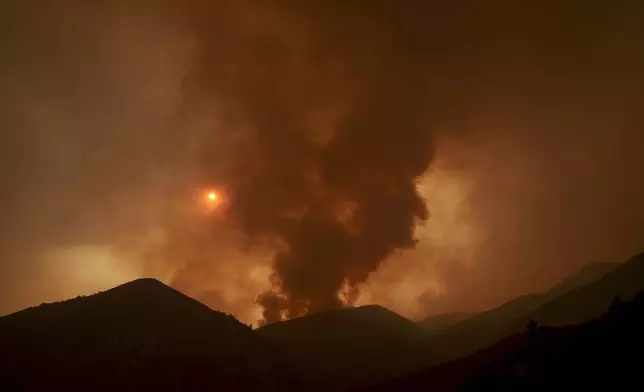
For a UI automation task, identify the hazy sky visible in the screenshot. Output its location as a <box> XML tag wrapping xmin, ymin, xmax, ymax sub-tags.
<box><xmin>1</xmin><ymin>1</ymin><xmax>643</xmax><ymax>325</ymax></box>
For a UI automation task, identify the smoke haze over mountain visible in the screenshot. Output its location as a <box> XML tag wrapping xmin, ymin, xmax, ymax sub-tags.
<box><xmin>1</xmin><ymin>1</ymin><xmax>643</xmax><ymax>324</ymax></box>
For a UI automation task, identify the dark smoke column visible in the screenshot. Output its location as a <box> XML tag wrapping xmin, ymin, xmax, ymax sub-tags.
<box><xmin>249</xmin><ymin>98</ymin><xmax>432</xmax><ymax>324</ymax></box>
<box><xmin>239</xmin><ymin>76</ymin><xmax>433</xmax><ymax>326</ymax></box>
<box><xmin>184</xmin><ymin>1</ymin><xmax>434</xmax><ymax>325</ymax></box>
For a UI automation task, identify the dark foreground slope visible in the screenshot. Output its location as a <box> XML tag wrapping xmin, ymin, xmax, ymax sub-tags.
<box><xmin>257</xmin><ymin>305</ymin><xmax>430</xmax><ymax>391</ymax></box>
<box><xmin>0</xmin><ymin>279</ymin><xmax>297</xmax><ymax>392</ymax></box>
<box><xmin>423</xmin><ymin>260</ymin><xmax>620</xmax><ymax>364</ymax></box>
<box><xmin>463</xmin><ymin>293</ymin><xmax>644</xmax><ymax>391</ymax></box>
<box><xmin>364</xmin><ymin>289</ymin><xmax>644</xmax><ymax>392</ymax></box>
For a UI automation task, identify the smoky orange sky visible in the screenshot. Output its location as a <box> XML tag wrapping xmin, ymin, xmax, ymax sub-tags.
<box><xmin>1</xmin><ymin>1</ymin><xmax>643</xmax><ymax>325</ymax></box>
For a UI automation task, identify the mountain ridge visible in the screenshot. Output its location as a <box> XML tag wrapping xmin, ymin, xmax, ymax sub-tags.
<box><xmin>0</xmin><ymin>278</ymin><xmax>297</xmax><ymax>391</ymax></box>
<box><xmin>256</xmin><ymin>303</ymin><xmax>430</xmax><ymax>391</ymax></box>
<box><xmin>421</xmin><ymin>259</ymin><xmax>620</xmax><ymax>364</ymax></box>
<box><xmin>418</xmin><ymin>312</ymin><xmax>474</xmax><ymax>335</ymax></box>
<box><xmin>0</xmin><ymin>254</ymin><xmax>640</xmax><ymax>391</ymax></box>
<box><xmin>533</xmin><ymin>252</ymin><xmax>644</xmax><ymax>325</ymax></box>
<box><xmin>361</xmin><ymin>289</ymin><xmax>644</xmax><ymax>391</ymax></box>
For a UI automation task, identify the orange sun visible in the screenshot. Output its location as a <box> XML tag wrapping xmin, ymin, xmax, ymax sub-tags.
<box><xmin>202</xmin><ymin>190</ymin><xmax>224</xmax><ymax>211</ymax></box>
<box><xmin>199</xmin><ymin>188</ymin><xmax>227</xmax><ymax>213</ymax></box>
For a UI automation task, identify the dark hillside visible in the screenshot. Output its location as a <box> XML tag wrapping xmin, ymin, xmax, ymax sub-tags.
<box><xmin>418</xmin><ymin>312</ymin><xmax>474</xmax><ymax>335</ymax></box>
<box><xmin>533</xmin><ymin>252</ymin><xmax>644</xmax><ymax>325</ymax></box>
<box><xmin>257</xmin><ymin>304</ymin><xmax>430</xmax><ymax>391</ymax></box>
<box><xmin>463</xmin><ymin>290</ymin><xmax>644</xmax><ymax>391</ymax></box>
<box><xmin>423</xmin><ymin>260</ymin><xmax>617</xmax><ymax>364</ymax></box>
<box><xmin>0</xmin><ymin>278</ymin><xmax>297</xmax><ymax>391</ymax></box>
<box><xmin>363</xmin><ymin>290</ymin><xmax>644</xmax><ymax>391</ymax></box>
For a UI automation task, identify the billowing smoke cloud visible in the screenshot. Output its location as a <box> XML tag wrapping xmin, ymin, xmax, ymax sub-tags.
<box><xmin>178</xmin><ymin>1</ymin><xmax>435</xmax><ymax>324</ymax></box>
<box><xmin>1</xmin><ymin>1</ymin><xmax>643</xmax><ymax>325</ymax></box>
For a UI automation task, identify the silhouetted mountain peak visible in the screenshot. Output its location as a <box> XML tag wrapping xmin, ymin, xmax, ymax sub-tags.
<box><xmin>98</xmin><ymin>277</ymin><xmax>216</xmax><ymax>314</ymax></box>
<box><xmin>103</xmin><ymin>277</ymin><xmax>195</xmax><ymax>301</ymax></box>
<box><xmin>357</xmin><ymin>304</ymin><xmax>389</xmax><ymax>313</ymax></box>
<box><xmin>329</xmin><ymin>304</ymin><xmax>413</xmax><ymax>322</ymax></box>
<box><xmin>259</xmin><ymin>304</ymin><xmax>427</xmax><ymax>341</ymax></box>
<box><xmin>0</xmin><ymin>279</ymin><xmax>295</xmax><ymax>391</ymax></box>
<box><xmin>356</xmin><ymin>305</ymin><xmax>424</xmax><ymax>324</ymax></box>
<box><xmin>256</xmin><ymin>304</ymin><xmax>429</xmax><ymax>390</ymax></box>
<box><xmin>114</xmin><ymin>277</ymin><xmax>169</xmax><ymax>291</ymax></box>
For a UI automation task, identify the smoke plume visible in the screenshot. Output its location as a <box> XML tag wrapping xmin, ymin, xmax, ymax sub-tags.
<box><xmin>179</xmin><ymin>1</ymin><xmax>434</xmax><ymax>324</ymax></box>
